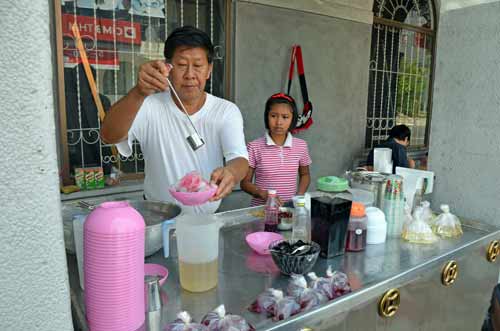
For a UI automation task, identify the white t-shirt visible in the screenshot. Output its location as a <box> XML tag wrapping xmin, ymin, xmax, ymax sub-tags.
<box><xmin>116</xmin><ymin>92</ymin><xmax>248</xmax><ymax>213</ymax></box>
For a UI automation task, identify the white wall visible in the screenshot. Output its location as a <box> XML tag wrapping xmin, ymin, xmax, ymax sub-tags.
<box><xmin>0</xmin><ymin>1</ymin><xmax>73</xmax><ymax>330</ymax></box>
<box><xmin>429</xmin><ymin>0</ymin><xmax>500</xmax><ymax>225</ymax></box>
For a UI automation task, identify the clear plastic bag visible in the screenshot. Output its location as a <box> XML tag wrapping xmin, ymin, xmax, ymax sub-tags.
<box><xmin>307</xmin><ymin>272</ymin><xmax>333</xmax><ymax>300</ymax></box>
<box><xmin>201</xmin><ymin>305</ymin><xmax>254</xmax><ymax>331</ymax></box>
<box><xmin>420</xmin><ymin>201</ymin><xmax>436</xmax><ymax>228</ymax></box>
<box><xmin>401</xmin><ymin>205</ymin><xmax>438</xmax><ymax>244</ymax></box>
<box><xmin>249</xmin><ymin>289</ymin><xmax>299</xmax><ymax>320</ymax></box>
<box><xmin>286</xmin><ymin>275</ymin><xmax>327</xmax><ymax>311</ymax></box>
<box><xmin>175</xmin><ymin>171</ymin><xmax>214</xmax><ymax>192</ymax></box>
<box><xmin>248</xmin><ymin>288</ymin><xmax>279</xmax><ymax>315</ymax></box>
<box><xmin>271</xmin><ymin>290</ymin><xmax>301</xmax><ymax>321</ymax></box>
<box><xmin>326</xmin><ymin>268</ymin><xmax>351</xmax><ymax>298</ymax></box>
<box><xmin>434</xmin><ymin>204</ymin><xmax>463</xmax><ymax>238</ymax></box>
<box><xmin>164</xmin><ymin>311</ymin><xmax>208</xmax><ymax>331</ymax></box>
<box><xmin>308</xmin><ymin>267</ymin><xmax>351</xmax><ymax>300</ymax></box>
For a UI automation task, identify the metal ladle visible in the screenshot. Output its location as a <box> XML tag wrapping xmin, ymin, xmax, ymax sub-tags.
<box><xmin>166</xmin><ymin>77</ymin><xmax>205</xmax><ymax>151</ymax></box>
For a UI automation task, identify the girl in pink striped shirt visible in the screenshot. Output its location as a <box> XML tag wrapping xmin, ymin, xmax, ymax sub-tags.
<box><xmin>241</xmin><ymin>93</ymin><xmax>312</xmax><ymax>206</ymax></box>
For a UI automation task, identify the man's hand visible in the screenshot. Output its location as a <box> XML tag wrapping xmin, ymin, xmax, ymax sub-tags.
<box><xmin>209</xmin><ymin>167</ymin><xmax>238</xmax><ymax>201</ymax></box>
<box><xmin>136</xmin><ymin>60</ymin><xmax>172</xmax><ymax>97</ymax></box>
<box><xmin>409</xmin><ymin>158</ymin><xmax>416</xmax><ymax>169</ymax></box>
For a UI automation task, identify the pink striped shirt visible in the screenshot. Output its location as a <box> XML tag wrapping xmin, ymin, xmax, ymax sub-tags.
<box><xmin>247</xmin><ymin>132</ymin><xmax>312</xmax><ymax>206</ymax></box>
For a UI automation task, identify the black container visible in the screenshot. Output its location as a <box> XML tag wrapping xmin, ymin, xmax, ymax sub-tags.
<box><xmin>311</xmin><ymin>196</ymin><xmax>352</xmax><ymax>258</ymax></box>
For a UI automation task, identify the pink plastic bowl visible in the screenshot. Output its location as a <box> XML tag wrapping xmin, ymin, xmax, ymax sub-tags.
<box><xmin>245</xmin><ymin>232</ymin><xmax>285</xmax><ymax>255</ymax></box>
<box><xmin>168</xmin><ymin>186</ymin><xmax>217</xmax><ymax>206</ymax></box>
<box><xmin>144</xmin><ymin>263</ymin><xmax>168</xmax><ymax>286</ymax></box>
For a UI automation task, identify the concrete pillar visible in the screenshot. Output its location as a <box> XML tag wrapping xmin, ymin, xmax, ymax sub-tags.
<box><xmin>0</xmin><ymin>1</ymin><xmax>73</xmax><ymax>330</ymax></box>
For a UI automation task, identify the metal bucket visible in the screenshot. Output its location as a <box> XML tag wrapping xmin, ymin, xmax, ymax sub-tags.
<box><xmin>63</xmin><ymin>199</ymin><xmax>181</xmax><ymax>257</ymax></box>
<box><xmin>345</xmin><ymin>170</ymin><xmax>389</xmax><ymax>210</ymax></box>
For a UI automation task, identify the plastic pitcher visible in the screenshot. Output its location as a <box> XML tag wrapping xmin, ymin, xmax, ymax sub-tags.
<box><xmin>162</xmin><ymin>214</ymin><xmax>221</xmax><ymax>292</ymax></box>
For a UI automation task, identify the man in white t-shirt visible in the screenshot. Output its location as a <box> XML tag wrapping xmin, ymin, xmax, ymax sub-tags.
<box><xmin>101</xmin><ymin>26</ymin><xmax>248</xmax><ymax>213</ymax></box>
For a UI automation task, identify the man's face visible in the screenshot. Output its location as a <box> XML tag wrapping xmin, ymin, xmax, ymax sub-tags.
<box><xmin>403</xmin><ymin>137</ymin><xmax>410</xmax><ymax>147</ymax></box>
<box><xmin>168</xmin><ymin>46</ymin><xmax>212</xmax><ymax>103</ymax></box>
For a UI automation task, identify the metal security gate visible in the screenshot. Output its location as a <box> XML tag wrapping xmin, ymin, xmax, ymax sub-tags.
<box><xmin>56</xmin><ymin>0</ymin><xmax>227</xmax><ymax>183</ymax></box>
<box><xmin>365</xmin><ymin>0</ymin><xmax>436</xmax><ymax>149</ymax></box>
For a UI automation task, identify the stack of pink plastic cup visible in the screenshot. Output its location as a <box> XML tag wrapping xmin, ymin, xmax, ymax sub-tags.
<box><xmin>84</xmin><ymin>201</ymin><xmax>145</xmax><ymax>331</ymax></box>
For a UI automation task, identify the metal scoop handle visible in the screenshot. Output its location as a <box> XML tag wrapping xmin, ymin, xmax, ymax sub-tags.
<box><xmin>166</xmin><ymin>77</ymin><xmax>204</xmax><ymax>140</ymax></box>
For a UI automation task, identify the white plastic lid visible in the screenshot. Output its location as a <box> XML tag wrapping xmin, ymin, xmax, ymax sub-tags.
<box><xmin>268</xmin><ymin>189</ymin><xmax>277</xmax><ymax>195</ymax></box>
<box><xmin>365</xmin><ymin>207</ymin><xmax>386</xmax><ymax>226</ymax></box>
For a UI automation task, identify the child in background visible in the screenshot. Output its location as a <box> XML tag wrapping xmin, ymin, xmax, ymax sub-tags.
<box><xmin>241</xmin><ymin>93</ymin><xmax>312</xmax><ymax>206</ymax></box>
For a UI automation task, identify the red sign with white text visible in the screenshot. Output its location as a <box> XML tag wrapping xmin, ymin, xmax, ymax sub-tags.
<box><xmin>63</xmin><ymin>49</ymin><xmax>119</xmax><ymax>70</ymax></box>
<box><xmin>62</xmin><ymin>14</ymin><xmax>141</xmax><ymax>45</ymax></box>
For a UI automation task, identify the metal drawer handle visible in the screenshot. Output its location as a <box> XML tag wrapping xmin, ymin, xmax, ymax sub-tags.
<box><xmin>441</xmin><ymin>260</ymin><xmax>458</xmax><ymax>286</ymax></box>
<box><xmin>487</xmin><ymin>240</ymin><xmax>500</xmax><ymax>263</ymax></box>
<box><xmin>378</xmin><ymin>288</ymin><xmax>400</xmax><ymax>318</ymax></box>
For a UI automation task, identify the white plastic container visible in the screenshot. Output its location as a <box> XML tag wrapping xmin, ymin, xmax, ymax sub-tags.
<box><xmin>374</xmin><ymin>148</ymin><xmax>393</xmax><ymax>173</ymax></box>
<box><xmin>365</xmin><ymin>207</ymin><xmax>387</xmax><ymax>244</ymax></box>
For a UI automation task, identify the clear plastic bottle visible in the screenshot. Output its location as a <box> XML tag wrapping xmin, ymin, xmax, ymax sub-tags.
<box><xmin>264</xmin><ymin>190</ymin><xmax>279</xmax><ymax>232</ymax></box>
<box><xmin>292</xmin><ymin>197</ymin><xmax>311</xmax><ymax>243</ymax></box>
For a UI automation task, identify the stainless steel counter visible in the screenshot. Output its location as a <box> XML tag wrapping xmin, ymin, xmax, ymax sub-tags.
<box><xmin>68</xmin><ymin>203</ymin><xmax>500</xmax><ymax>331</ymax></box>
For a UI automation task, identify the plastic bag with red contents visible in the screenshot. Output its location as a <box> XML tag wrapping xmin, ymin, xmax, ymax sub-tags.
<box><xmin>327</xmin><ymin>268</ymin><xmax>351</xmax><ymax>298</ymax></box>
<box><xmin>270</xmin><ymin>289</ymin><xmax>301</xmax><ymax>321</ymax></box>
<box><xmin>175</xmin><ymin>171</ymin><xmax>214</xmax><ymax>192</ymax></box>
<box><xmin>164</xmin><ymin>311</ymin><xmax>208</xmax><ymax>331</ymax></box>
<box><xmin>287</xmin><ymin>274</ymin><xmax>327</xmax><ymax>311</ymax></box>
<box><xmin>249</xmin><ymin>288</ymin><xmax>300</xmax><ymax>320</ymax></box>
<box><xmin>308</xmin><ymin>267</ymin><xmax>351</xmax><ymax>300</ymax></box>
<box><xmin>201</xmin><ymin>305</ymin><xmax>255</xmax><ymax>331</ymax></box>
<box><xmin>249</xmin><ymin>288</ymin><xmax>279</xmax><ymax>315</ymax></box>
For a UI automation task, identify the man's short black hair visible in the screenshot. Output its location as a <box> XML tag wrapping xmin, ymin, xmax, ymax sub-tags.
<box><xmin>389</xmin><ymin>124</ymin><xmax>411</xmax><ymax>141</ymax></box>
<box><xmin>164</xmin><ymin>26</ymin><xmax>214</xmax><ymax>63</ymax></box>
<box><xmin>264</xmin><ymin>93</ymin><xmax>299</xmax><ymax>131</ymax></box>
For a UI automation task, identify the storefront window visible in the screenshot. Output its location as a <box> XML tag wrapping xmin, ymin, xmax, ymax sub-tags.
<box><xmin>56</xmin><ymin>0</ymin><xmax>227</xmax><ymax>183</ymax></box>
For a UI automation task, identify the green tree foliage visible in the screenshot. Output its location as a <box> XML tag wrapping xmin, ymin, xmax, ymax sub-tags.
<box><xmin>396</xmin><ymin>55</ymin><xmax>430</xmax><ymax>118</ymax></box>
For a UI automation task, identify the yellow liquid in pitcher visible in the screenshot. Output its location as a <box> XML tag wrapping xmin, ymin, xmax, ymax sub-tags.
<box><xmin>179</xmin><ymin>259</ymin><xmax>218</xmax><ymax>292</ymax></box>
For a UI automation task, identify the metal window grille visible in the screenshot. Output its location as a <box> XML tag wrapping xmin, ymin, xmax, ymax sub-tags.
<box><xmin>57</xmin><ymin>0</ymin><xmax>226</xmax><ymax>182</ymax></box>
<box><xmin>365</xmin><ymin>0</ymin><xmax>436</xmax><ymax>149</ymax></box>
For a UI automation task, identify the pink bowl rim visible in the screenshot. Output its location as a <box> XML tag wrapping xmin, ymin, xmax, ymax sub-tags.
<box><xmin>144</xmin><ymin>263</ymin><xmax>169</xmax><ymax>286</ymax></box>
<box><xmin>168</xmin><ymin>186</ymin><xmax>217</xmax><ymax>206</ymax></box>
<box><xmin>245</xmin><ymin>232</ymin><xmax>285</xmax><ymax>255</ymax></box>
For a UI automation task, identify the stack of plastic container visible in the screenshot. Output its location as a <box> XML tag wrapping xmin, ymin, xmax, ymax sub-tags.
<box><xmin>383</xmin><ymin>175</ymin><xmax>405</xmax><ymax>237</ymax></box>
<box><xmin>84</xmin><ymin>201</ymin><xmax>145</xmax><ymax>331</ymax></box>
